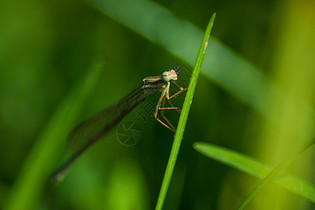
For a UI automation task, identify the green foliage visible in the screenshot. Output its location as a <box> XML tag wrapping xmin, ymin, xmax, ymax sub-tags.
<box><xmin>193</xmin><ymin>141</ymin><xmax>315</xmax><ymax>208</ymax></box>
<box><xmin>1</xmin><ymin>0</ymin><xmax>315</xmax><ymax>209</ymax></box>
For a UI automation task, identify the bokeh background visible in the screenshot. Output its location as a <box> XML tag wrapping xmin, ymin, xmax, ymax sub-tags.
<box><xmin>1</xmin><ymin>0</ymin><xmax>315</xmax><ymax>209</ymax></box>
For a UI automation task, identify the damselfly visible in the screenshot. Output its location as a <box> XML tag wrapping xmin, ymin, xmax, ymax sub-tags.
<box><xmin>50</xmin><ymin>66</ymin><xmax>187</xmax><ymax>182</ymax></box>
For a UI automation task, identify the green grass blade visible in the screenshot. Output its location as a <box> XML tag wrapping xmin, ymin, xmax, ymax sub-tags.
<box><xmin>193</xmin><ymin>142</ymin><xmax>315</xmax><ymax>206</ymax></box>
<box><xmin>237</xmin><ymin>137</ymin><xmax>315</xmax><ymax>210</ymax></box>
<box><xmin>155</xmin><ymin>13</ymin><xmax>216</xmax><ymax>210</ymax></box>
<box><xmin>4</xmin><ymin>60</ymin><xmax>104</xmax><ymax>210</ymax></box>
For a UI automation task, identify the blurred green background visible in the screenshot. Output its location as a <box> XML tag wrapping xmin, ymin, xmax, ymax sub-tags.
<box><xmin>1</xmin><ymin>0</ymin><xmax>315</xmax><ymax>209</ymax></box>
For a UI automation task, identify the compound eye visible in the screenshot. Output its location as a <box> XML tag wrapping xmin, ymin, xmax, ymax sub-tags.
<box><xmin>173</xmin><ymin>66</ymin><xmax>180</xmax><ymax>73</ymax></box>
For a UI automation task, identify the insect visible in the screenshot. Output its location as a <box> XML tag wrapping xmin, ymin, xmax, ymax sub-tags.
<box><xmin>50</xmin><ymin>66</ymin><xmax>187</xmax><ymax>182</ymax></box>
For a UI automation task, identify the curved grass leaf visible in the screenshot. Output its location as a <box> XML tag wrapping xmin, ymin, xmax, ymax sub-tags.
<box><xmin>193</xmin><ymin>142</ymin><xmax>315</xmax><ymax>206</ymax></box>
